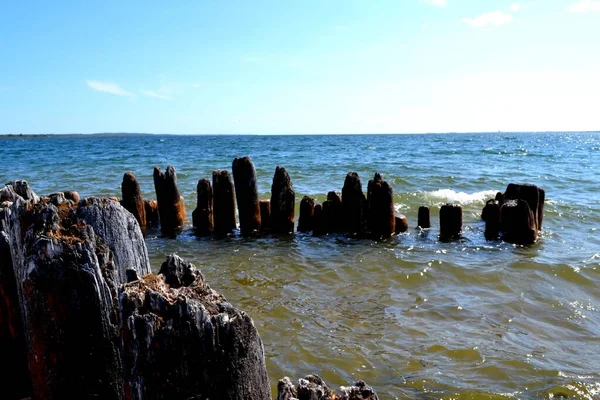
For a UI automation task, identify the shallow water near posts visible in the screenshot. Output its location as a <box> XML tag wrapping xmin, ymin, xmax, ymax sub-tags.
<box><xmin>2</xmin><ymin>132</ymin><xmax>600</xmax><ymax>399</ymax></box>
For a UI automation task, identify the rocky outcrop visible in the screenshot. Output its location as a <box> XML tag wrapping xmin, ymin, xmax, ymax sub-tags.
<box><xmin>192</xmin><ymin>178</ymin><xmax>214</xmax><ymax>236</ymax></box>
<box><xmin>121</xmin><ymin>172</ymin><xmax>146</xmax><ymax>229</ymax></box>
<box><xmin>367</xmin><ymin>173</ymin><xmax>395</xmax><ymax>238</ymax></box>
<box><xmin>153</xmin><ymin>166</ymin><xmax>186</xmax><ymax>233</ymax></box>
<box><xmin>213</xmin><ymin>170</ymin><xmax>237</xmax><ymax>235</ymax></box>
<box><xmin>270</xmin><ymin>166</ymin><xmax>295</xmax><ymax>234</ymax></box>
<box><xmin>232</xmin><ymin>157</ymin><xmax>261</xmax><ymax>236</ymax></box>
<box><xmin>341</xmin><ymin>172</ymin><xmax>367</xmax><ymax>235</ymax></box>
<box><xmin>277</xmin><ymin>375</ymin><xmax>379</xmax><ymax>400</ymax></box>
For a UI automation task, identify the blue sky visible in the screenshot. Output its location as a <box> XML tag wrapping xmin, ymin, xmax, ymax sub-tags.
<box><xmin>1</xmin><ymin>0</ymin><xmax>599</xmax><ymax>134</ymax></box>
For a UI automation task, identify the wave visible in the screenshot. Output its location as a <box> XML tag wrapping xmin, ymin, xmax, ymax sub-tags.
<box><xmin>421</xmin><ymin>189</ymin><xmax>499</xmax><ymax>206</ymax></box>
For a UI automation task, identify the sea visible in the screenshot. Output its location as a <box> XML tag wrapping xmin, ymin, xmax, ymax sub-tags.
<box><xmin>1</xmin><ymin>132</ymin><xmax>599</xmax><ymax>399</ymax></box>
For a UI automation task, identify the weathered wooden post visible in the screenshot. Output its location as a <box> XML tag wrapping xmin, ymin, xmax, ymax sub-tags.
<box><xmin>144</xmin><ymin>199</ymin><xmax>160</xmax><ymax>227</ymax></box>
<box><xmin>323</xmin><ymin>191</ymin><xmax>343</xmax><ymax>233</ymax></box>
<box><xmin>395</xmin><ymin>213</ymin><xmax>409</xmax><ymax>234</ymax></box>
<box><xmin>342</xmin><ymin>172</ymin><xmax>367</xmax><ymax>235</ymax></box>
<box><xmin>121</xmin><ymin>171</ymin><xmax>146</xmax><ymax>228</ymax></box>
<box><xmin>312</xmin><ymin>203</ymin><xmax>325</xmax><ymax>236</ymax></box>
<box><xmin>298</xmin><ymin>196</ymin><xmax>315</xmax><ymax>233</ymax></box>
<box><xmin>232</xmin><ymin>157</ymin><xmax>261</xmax><ymax>235</ymax></box>
<box><xmin>270</xmin><ymin>166</ymin><xmax>295</xmax><ymax>234</ymax></box>
<box><xmin>212</xmin><ymin>170</ymin><xmax>237</xmax><ymax>235</ymax></box>
<box><xmin>504</xmin><ymin>183</ymin><xmax>544</xmax><ymax>231</ymax></box>
<box><xmin>418</xmin><ymin>206</ymin><xmax>431</xmax><ymax>229</ymax></box>
<box><xmin>500</xmin><ymin>199</ymin><xmax>537</xmax><ymax>244</ymax></box>
<box><xmin>192</xmin><ymin>178</ymin><xmax>214</xmax><ymax>236</ymax></box>
<box><xmin>483</xmin><ymin>199</ymin><xmax>501</xmax><ymax>240</ymax></box>
<box><xmin>153</xmin><ymin>165</ymin><xmax>186</xmax><ymax>233</ymax></box>
<box><xmin>439</xmin><ymin>203</ymin><xmax>463</xmax><ymax>239</ymax></box>
<box><xmin>367</xmin><ymin>173</ymin><xmax>395</xmax><ymax>238</ymax></box>
<box><xmin>259</xmin><ymin>200</ymin><xmax>271</xmax><ymax>233</ymax></box>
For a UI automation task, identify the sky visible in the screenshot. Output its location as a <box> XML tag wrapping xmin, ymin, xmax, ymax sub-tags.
<box><xmin>1</xmin><ymin>0</ymin><xmax>599</xmax><ymax>134</ymax></box>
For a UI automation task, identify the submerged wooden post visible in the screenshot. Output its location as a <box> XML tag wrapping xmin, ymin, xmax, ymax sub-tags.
<box><xmin>192</xmin><ymin>178</ymin><xmax>214</xmax><ymax>236</ymax></box>
<box><xmin>212</xmin><ymin>170</ymin><xmax>237</xmax><ymax>235</ymax></box>
<box><xmin>367</xmin><ymin>173</ymin><xmax>395</xmax><ymax>238</ymax></box>
<box><xmin>439</xmin><ymin>203</ymin><xmax>462</xmax><ymax>238</ymax></box>
<box><xmin>121</xmin><ymin>172</ymin><xmax>146</xmax><ymax>229</ymax></box>
<box><xmin>259</xmin><ymin>200</ymin><xmax>271</xmax><ymax>233</ymax></box>
<box><xmin>270</xmin><ymin>166</ymin><xmax>295</xmax><ymax>234</ymax></box>
<box><xmin>500</xmin><ymin>199</ymin><xmax>537</xmax><ymax>244</ymax></box>
<box><xmin>298</xmin><ymin>196</ymin><xmax>315</xmax><ymax>233</ymax></box>
<box><xmin>483</xmin><ymin>199</ymin><xmax>501</xmax><ymax>240</ymax></box>
<box><xmin>504</xmin><ymin>183</ymin><xmax>544</xmax><ymax>231</ymax></box>
<box><xmin>342</xmin><ymin>172</ymin><xmax>367</xmax><ymax>235</ymax></box>
<box><xmin>312</xmin><ymin>203</ymin><xmax>325</xmax><ymax>236</ymax></box>
<box><xmin>418</xmin><ymin>206</ymin><xmax>431</xmax><ymax>229</ymax></box>
<box><xmin>323</xmin><ymin>191</ymin><xmax>343</xmax><ymax>233</ymax></box>
<box><xmin>144</xmin><ymin>199</ymin><xmax>160</xmax><ymax>227</ymax></box>
<box><xmin>395</xmin><ymin>213</ymin><xmax>409</xmax><ymax>234</ymax></box>
<box><xmin>153</xmin><ymin>165</ymin><xmax>186</xmax><ymax>233</ymax></box>
<box><xmin>232</xmin><ymin>157</ymin><xmax>261</xmax><ymax>236</ymax></box>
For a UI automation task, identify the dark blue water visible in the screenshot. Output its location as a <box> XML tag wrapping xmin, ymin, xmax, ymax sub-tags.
<box><xmin>2</xmin><ymin>133</ymin><xmax>600</xmax><ymax>398</ymax></box>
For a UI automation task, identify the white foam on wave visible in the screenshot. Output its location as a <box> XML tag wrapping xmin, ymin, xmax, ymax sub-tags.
<box><xmin>424</xmin><ymin>189</ymin><xmax>498</xmax><ymax>206</ymax></box>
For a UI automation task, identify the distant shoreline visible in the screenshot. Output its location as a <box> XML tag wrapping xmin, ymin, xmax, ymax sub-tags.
<box><xmin>1</xmin><ymin>131</ymin><xmax>599</xmax><ymax>138</ymax></box>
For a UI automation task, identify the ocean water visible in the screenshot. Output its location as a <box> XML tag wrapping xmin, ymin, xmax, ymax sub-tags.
<box><xmin>2</xmin><ymin>132</ymin><xmax>600</xmax><ymax>399</ymax></box>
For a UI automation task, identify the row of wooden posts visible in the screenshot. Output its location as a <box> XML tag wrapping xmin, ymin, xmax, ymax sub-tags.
<box><xmin>119</xmin><ymin>156</ymin><xmax>545</xmax><ymax>244</ymax></box>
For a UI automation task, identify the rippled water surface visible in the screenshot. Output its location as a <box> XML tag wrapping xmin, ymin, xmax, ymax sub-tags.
<box><xmin>2</xmin><ymin>133</ymin><xmax>600</xmax><ymax>399</ymax></box>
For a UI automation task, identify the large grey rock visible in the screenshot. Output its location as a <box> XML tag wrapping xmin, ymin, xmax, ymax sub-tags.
<box><xmin>277</xmin><ymin>375</ymin><xmax>379</xmax><ymax>400</ymax></box>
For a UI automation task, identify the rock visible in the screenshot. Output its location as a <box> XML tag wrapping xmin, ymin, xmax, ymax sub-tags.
<box><xmin>394</xmin><ymin>213</ymin><xmax>409</xmax><ymax>234</ymax></box>
<box><xmin>63</xmin><ymin>191</ymin><xmax>80</xmax><ymax>204</ymax></box>
<box><xmin>7</xmin><ymin>197</ymin><xmax>127</xmax><ymax>399</ymax></box>
<box><xmin>483</xmin><ymin>200</ymin><xmax>501</xmax><ymax>240</ymax></box>
<box><xmin>298</xmin><ymin>196</ymin><xmax>315</xmax><ymax>233</ymax></box>
<box><xmin>108</xmin><ymin>196</ymin><xmax>121</xmax><ymax>203</ymax></box>
<box><xmin>232</xmin><ymin>157</ymin><xmax>261</xmax><ymax>236</ymax></box>
<box><xmin>418</xmin><ymin>206</ymin><xmax>431</xmax><ymax>229</ymax></box>
<box><xmin>192</xmin><ymin>178</ymin><xmax>214</xmax><ymax>236</ymax></box>
<box><xmin>212</xmin><ymin>170</ymin><xmax>237</xmax><ymax>235</ymax></box>
<box><xmin>121</xmin><ymin>172</ymin><xmax>147</xmax><ymax>229</ymax></box>
<box><xmin>270</xmin><ymin>166</ymin><xmax>295</xmax><ymax>234</ymax></box>
<box><xmin>144</xmin><ymin>200</ymin><xmax>160</xmax><ymax>228</ymax></box>
<box><xmin>259</xmin><ymin>200</ymin><xmax>271</xmax><ymax>233</ymax></box>
<box><xmin>504</xmin><ymin>183</ymin><xmax>545</xmax><ymax>231</ymax></box>
<box><xmin>48</xmin><ymin>192</ymin><xmax>70</xmax><ymax>206</ymax></box>
<box><xmin>500</xmin><ymin>199</ymin><xmax>538</xmax><ymax>245</ymax></box>
<box><xmin>0</xmin><ymin>204</ymin><xmax>31</xmax><ymax>399</ymax></box>
<box><xmin>439</xmin><ymin>203</ymin><xmax>462</xmax><ymax>239</ymax></box>
<box><xmin>323</xmin><ymin>191</ymin><xmax>343</xmax><ymax>234</ymax></box>
<box><xmin>120</xmin><ymin>254</ymin><xmax>271</xmax><ymax>400</ymax></box>
<box><xmin>277</xmin><ymin>375</ymin><xmax>379</xmax><ymax>400</ymax></box>
<box><xmin>342</xmin><ymin>172</ymin><xmax>367</xmax><ymax>235</ymax></box>
<box><xmin>367</xmin><ymin>173</ymin><xmax>395</xmax><ymax>238</ymax></box>
<box><xmin>153</xmin><ymin>166</ymin><xmax>186</xmax><ymax>233</ymax></box>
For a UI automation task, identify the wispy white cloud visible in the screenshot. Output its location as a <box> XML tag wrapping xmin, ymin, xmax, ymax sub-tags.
<box><xmin>191</xmin><ymin>83</ymin><xmax>202</xmax><ymax>88</ymax></box>
<box><xmin>141</xmin><ymin>90</ymin><xmax>172</xmax><ymax>101</ymax></box>
<box><xmin>510</xmin><ymin>3</ymin><xmax>522</xmax><ymax>12</ymax></box>
<box><xmin>461</xmin><ymin>11</ymin><xmax>514</xmax><ymax>28</ymax></box>
<box><xmin>567</xmin><ymin>0</ymin><xmax>600</xmax><ymax>13</ymax></box>
<box><xmin>423</xmin><ymin>0</ymin><xmax>447</xmax><ymax>6</ymax></box>
<box><xmin>86</xmin><ymin>80</ymin><xmax>135</xmax><ymax>97</ymax></box>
